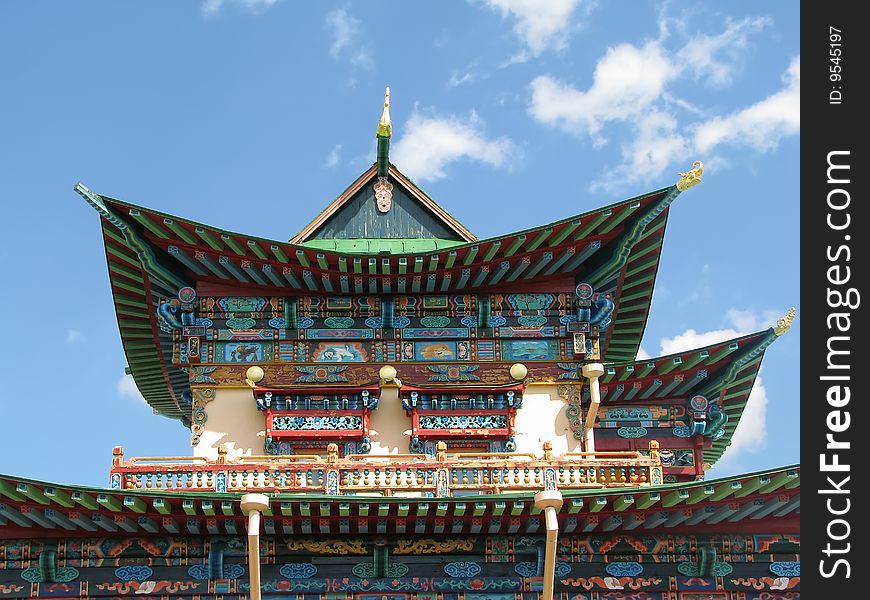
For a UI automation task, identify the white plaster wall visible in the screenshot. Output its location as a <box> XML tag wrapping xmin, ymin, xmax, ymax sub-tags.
<box><xmin>512</xmin><ymin>384</ymin><xmax>581</xmax><ymax>456</ymax></box>
<box><xmin>367</xmin><ymin>386</ymin><xmax>411</xmax><ymax>454</ymax></box>
<box><xmin>194</xmin><ymin>388</ymin><xmax>264</xmax><ymax>461</ymax></box>
<box><xmin>191</xmin><ymin>383</ymin><xmax>576</xmax><ymax>460</ymax></box>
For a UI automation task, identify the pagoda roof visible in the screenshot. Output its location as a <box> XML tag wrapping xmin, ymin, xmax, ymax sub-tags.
<box><xmin>75</xmin><ymin>169</ymin><xmax>690</xmax><ymax>420</ymax></box>
<box><xmin>582</xmin><ymin>327</ymin><xmax>786</xmax><ymax>466</ymax></box>
<box><xmin>0</xmin><ymin>464</ymin><xmax>798</xmax><ymax>539</ymax></box>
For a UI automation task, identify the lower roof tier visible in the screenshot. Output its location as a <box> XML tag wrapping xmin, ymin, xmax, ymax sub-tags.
<box><xmin>0</xmin><ymin>464</ymin><xmax>798</xmax><ymax>539</ymax></box>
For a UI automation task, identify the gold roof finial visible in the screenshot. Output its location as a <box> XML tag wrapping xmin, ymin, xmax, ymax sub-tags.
<box><xmin>774</xmin><ymin>307</ymin><xmax>796</xmax><ymax>336</ymax></box>
<box><xmin>377</xmin><ymin>86</ymin><xmax>392</xmax><ymax>138</ymax></box>
<box><xmin>677</xmin><ymin>160</ymin><xmax>704</xmax><ymax>191</ymax></box>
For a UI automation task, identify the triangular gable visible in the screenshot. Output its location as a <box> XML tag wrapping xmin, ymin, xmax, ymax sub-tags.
<box><xmin>290</xmin><ymin>164</ymin><xmax>476</xmax><ymax>244</ymax></box>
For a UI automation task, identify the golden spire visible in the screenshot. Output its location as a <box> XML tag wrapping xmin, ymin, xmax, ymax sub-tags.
<box><xmin>676</xmin><ymin>160</ymin><xmax>704</xmax><ymax>191</ymax></box>
<box><xmin>774</xmin><ymin>307</ymin><xmax>796</xmax><ymax>336</ymax></box>
<box><xmin>377</xmin><ymin>86</ymin><xmax>392</xmax><ymax>138</ymax></box>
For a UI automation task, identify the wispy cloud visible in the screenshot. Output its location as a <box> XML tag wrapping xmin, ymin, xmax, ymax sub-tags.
<box><xmin>527</xmin><ymin>14</ymin><xmax>798</xmax><ymax>193</ymax></box>
<box><xmin>392</xmin><ymin>109</ymin><xmax>518</xmax><ymax>183</ymax></box>
<box><xmin>65</xmin><ymin>329</ymin><xmax>85</xmax><ymax>344</ymax></box>
<box><xmin>448</xmin><ymin>71</ymin><xmax>477</xmax><ymax>88</ymax></box>
<box><xmin>695</xmin><ymin>56</ymin><xmax>800</xmax><ymax>154</ymax></box>
<box><xmin>325</xmin><ymin>8</ymin><xmax>374</xmax><ymax>70</ymax></box>
<box><xmin>481</xmin><ymin>0</ymin><xmax>590</xmax><ymax>62</ymax></box>
<box><xmin>118</xmin><ymin>373</ymin><xmax>146</xmax><ymax>404</ymax></box>
<box><xmin>201</xmin><ymin>0</ymin><xmax>282</xmax><ymax>16</ymax></box>
<box><xmin>677</xmin><ymin>16</ymin><xmax>771</xmax><ymax>87</ymax></box>
<box><xmin>323</xmin><ymin>144</ymin><xmax>343</xmax><ymax>169</ymax></box>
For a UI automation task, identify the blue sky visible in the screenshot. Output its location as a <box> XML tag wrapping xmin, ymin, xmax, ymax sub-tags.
<box><xmin>0</xmin><ymin>1</ymin><xmax>799</xmax><ymax>487</ymax></box>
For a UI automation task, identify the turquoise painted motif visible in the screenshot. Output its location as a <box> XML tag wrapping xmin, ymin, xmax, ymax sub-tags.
<box><xmin>506</xmin><ymin>293</ymin><xmax>556</xmax><ymax>311</ymax></box>
<box><xmin>677</xmin><ymin>560</ymin><xmax>733</xmax><ymax>576</ymax></box>
<box><xmin>306</xmin><ymin>329</ymin><xmax>374</xmax><ymax>339</ymax></box>
<box><xmin>401</xmin><ymin>328</ymin><xmax>470</xmax><ymax>339</ymax></box>
<box><xmin>501</xmin><ymin>339</ymin><xmax>559</xmax><ymax>361</ymax></box>
<box><xmin>188</xmin><ymin>563</ymin><xmax>244</xmax><ymax>580</ymax></box>
<box><xmin>184</xmin><ymin>366</ymin><xmax>217</xmax><ymax>383</ymax></box>
<box><xmin>218</xmin><ymin>297</ymin><xmax>266</xmax><ymax>312</ymax></box>
<box><xmin>324</xmin><ymin>317</ymin><xmax>355</xmax><ymax>329</ymax></box>
<box><xmin>114</xmin><ymin>566</ymin><xmax>154</xmax><ymax>581</ymax></box>
<box><xmin>606</xmin><ymin>407</ymin><xmax>653</xmax><ymax>420</ymax></box>
<box><xmin>769</xmin><ymin>562</ymin><xmax>800</xmax><ymax>576</ymax></box>
<box><xmin>21</xmin><ymin>566</ymin><xmax>79</xmax><ymax>583</ymax></box>
<box><xmin>617</xmin><ymin>426</ymin><xmax>648</xmax><ymax>438</ymax></box>
<box><xmin>557</xmin><ymin>362</ymin><xmax>583</xmax><ymax>380</ymax></box>
<box><xmin>443</xmin><ymin>561</ymin><xmax>481</xmax><ymax>577</ymax></box>
<box><xmin>420</xmin><ymin>315</ymin><xmax>451</xmax><ymax>328</ymax></box>
<box><xmin>672</xmin><ymin>426</ymin><xmax>693</xmax><ymax>438</ymax></box>
<box><xmin>279</xmin><ymin>563</ymin><xmax>317</xmax><ymax>579</ymax></box>
<box><xmin>226</xmin><ymin>317</ymin><xmax>257</xmax><ymax>329</ymax></box>
<box><xmin>605</xmin><ymin>562</ymin><xmax>644</xmax><ymax>577</ymax></box>
<box><xmin>272</xmin><ymin>416</ymin><xmax>363</xmax><ymax>431</ymax></box>
<box><xmin>419</xmin><ymin>415</ymin><xmax>508</xmax><ymax>429</ymax></box>
<box><xmin>517</xmin><ymin>315</ymin><xmax>548</xmax><ymax>326</ymax></box>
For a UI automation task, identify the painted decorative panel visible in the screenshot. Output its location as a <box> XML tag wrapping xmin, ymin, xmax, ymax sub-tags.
<box><xmin>501</xmin><ymin>339</ymin><xmax>559</xmax><ymax>361</ymax></box>
<box><xmin>311</xmin><ymin>343</ymin><xmax>370</xmax><ymax>362</ymax></box>
<box><xmin>418</xmin><ymin>415</ymin><xmax>508</xmax><ymax>430</ymax></box>
<box><xmin>400</xmin><ymin>328</ymin><xmax>470</xmax><ymax>339</ymax></box>
<box><xmin>216</xmin><ymin>342</ymin><xmax>268</xmax><ymax>363</ymax></box>
<box><xmin>406</xmin><ymin>341</ymin><xmax>471</xmax><ymax>361</ymax></box>
<box><xmin>272</xmin><ymin>415</ymin><xmax>363</xmax><ymax>431</ymax></box>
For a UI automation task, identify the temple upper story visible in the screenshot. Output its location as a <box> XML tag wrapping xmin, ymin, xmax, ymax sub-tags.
<box><xmin>75</xmin><ymin>89</ymin><xmax>792</xmax><ymax>496</ymax></box>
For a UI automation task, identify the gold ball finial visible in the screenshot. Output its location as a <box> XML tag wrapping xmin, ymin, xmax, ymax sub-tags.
<box><xmin>379</xmin><ymin>365</ymin><xmax>397</xmax><ymax>382</ymax></box>
<box><xmin>245</xmin><ymin>366</ymin><xmax>265</xmax><ymax>383</ymax></box>
<box><xmin>509</xmin><ymin>363</ymin><xmax>528</xmax><ymax>381</ymax></box>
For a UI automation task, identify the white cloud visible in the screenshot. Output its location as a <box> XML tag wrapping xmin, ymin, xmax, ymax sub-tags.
<box><xmin>530</xmin><ymin>42</ymin><xmax>678</xmax><ymax>143</ymax></box>
<box><xmin>65</xmin><ymin>329</ymin><xmax>85</xmax><ymax>344</ymax></box>
<box><xmin>677</xmin><ymin>16</ymin><xmax>771</xmax><ymax>87</ymax></box>
<box><xmin>392</xmin><ymin>110</ymin><xmax>518</xmax><ymax>182</ymax></box>
<box><xmin>654</xmin><ymin>308</ymin><xmax>783</xmax><ymax>466</ymax></box>
<box><xmin>527</xmin><ymin>14</ymin><xmax>798</xmax><ymax>192</ymax></box>
<box><xmin>482</xmin><ymin>0</ymin><xmax>587</xmax><ymax>60</ymax></box>
<box><xmin>325</xmin><ymin>8</ymin><xmax>374</xmax><ymax>69</ymax></box>
<box><xmin>593</xmin><ymin>110</ymin><xmax>689</xmax><ymax>193</ymax></box>
<box><xmin>694</xmin><ymin>56</ymin><xmax>800</xmax><ymax>154</ymax></box>
<box><xmin>448</xmin><ymin>71</ymin><xmax>477</xmax><ymax>88</ymax></box>
<box><xmin>201</xmin><ymin>0</ymin><xmax>281</xmax><ymax>16</ymax></box>
<box><xmin>323</xmin><ymin>144</ymin><xmax>342</xmax><ymax>169</ymax></box>
<box><xmin>118</xmin><ymin>373</ymin><xmax>146</xmax><ymax>404</ymax></box>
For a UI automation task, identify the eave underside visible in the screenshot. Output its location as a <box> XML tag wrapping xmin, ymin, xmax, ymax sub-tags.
<box><xmin>0</xmin><ymin>464</ymin><xmax>798</xmax><ymax>539</ymax></box>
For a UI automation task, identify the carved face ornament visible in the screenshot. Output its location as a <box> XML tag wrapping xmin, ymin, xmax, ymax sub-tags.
<box><xmin>374</xmin><ymin>177</ymin><xmax>393</xmax><ymax>213</ymax></box>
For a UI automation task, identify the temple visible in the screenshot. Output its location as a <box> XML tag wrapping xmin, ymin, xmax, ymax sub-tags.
<box><xmin>0</xmin><ymin>89</ymin><xmax>799</xmax><ymax>599</ymax></box>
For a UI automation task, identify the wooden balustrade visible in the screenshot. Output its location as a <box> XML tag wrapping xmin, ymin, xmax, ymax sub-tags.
<box><xmin>109</xmin><ymin>441</ymin><xmax>663</xmax><ymax>496</ymax></box>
